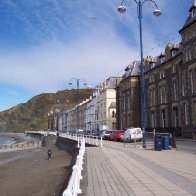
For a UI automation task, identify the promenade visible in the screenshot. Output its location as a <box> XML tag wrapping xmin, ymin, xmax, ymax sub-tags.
<box><xmin>82</xmin><ymin>140</ymin><xmax>196</xmax><ymax>196</ymax></box>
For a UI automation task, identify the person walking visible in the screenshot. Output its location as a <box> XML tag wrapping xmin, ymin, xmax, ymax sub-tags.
<box><xmin>47</xmin><ymin>148</ymin><xmax>52</xmax><ymax>160</ymax></box>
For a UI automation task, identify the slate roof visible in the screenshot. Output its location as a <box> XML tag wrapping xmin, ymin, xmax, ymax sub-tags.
<box><xmin>122</xmin><ymin>60</ymin><xmax>141</xmax><ymax>79</ymax></box>
<box><xmin>179</xmin><ymin>0</ymin><xmax>196</xmax><ymax>33</ymax></box>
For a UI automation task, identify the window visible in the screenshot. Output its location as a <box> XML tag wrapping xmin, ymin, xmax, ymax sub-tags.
<box><xmin>173</xmin><ymin>108</ymin><xmax>179</xmax><ymax>127</ymax></box>
<box><xmin>193</xmin><ymin>29</ymin><xmax>196</xmax><ymax>37</ymax></box>
<box><xmin>160</xmin><ymin>56</ymin><xmax>165</xmax><ymax>64</ymax></box>
<box><xmin>149</xmin><ymin>89</ymin><xmax>152</xmax><ymax>106</ymax></box>
<box><xmin>123</xmin><ymin>95</ymin><xmax>126</xmax><ymax>111</ymax></box>
<box><xmin>161</xmin><ymin>109</ymin><xmax>166</xmax><ymax>128</ymax></box>
<box><xmin>195</xmin><ymin>68</ymin><xmax>196</xmax><ymax>92</ymax></box>
<box><xmin>149</xmin><ymin>75</ymin><xmax>155</xmax><ymax>83</ymax></box>
<box><xmin>192</xmin><ymin>8</ymin><xmax>196</xmax><ymax>17</ymax></box>
<box><xmin>172</xmin><ymin>64</ymin><xmax>178</xmax><ymax>73</ymax></box>
<box><xmin>194</xmin><ymin>44</ymin><xmax>196</xmax><ymax>57</ymax></box>
<box><xmin>159</xmin><ymin>86</ymin><xmax>163</xmax><ymax>104</ymax></box>
<box><xmin>151</xmin><ymin>111</ymin><xmax>155</xmax><ymax>128</ymax></box>
<box><xmin>112</xmin><ymin>111</ymin><xmax>115</xmax><ymax>118</ymax></box>
<box><xmin>190</xmin><ymin>69</ymin><xmax>194</xmax><ymax>94</ymax></box>
<box><xmin>127</xmin><ymin>92</ymin><xmax>130</xmax><ymax>110</ymax></box>
<box><xmin>183</xmin><ymin>103</ymin><xmax>188</xmax><ymax>125</ymax></box>
<box><xmin>188</xmin><ymin>48</ymin><xmax>192</xmax><ymax>60</ymax></box>
<box><xmin>182</xmin><ymin>73</ymin><xmax>185</xmax><ymax>96</ymax></box>
<box><xmin>150</xmin><ymin>62</ymin><xmax>156</xmax><ymax>69</ymax></box>
<box><xmin>188</xmin><ymin>31</ymin><xmax>192</xmax><ymax>40</ymax></box>
<box><xmin>171</xmin><ymin>50</ymin><xmax>177</xmax><ymax>57</ymax></box>
<box><xmin>160</xmin><ymin>70</ymin><xmax>165</xmax><ymax>79</ymax></box>
<box><xmin>173</xmin><ymin>80</ymin><xmax>178</xmax><ymax>100</ymax></box>
<box><xmin>193</xmin><ymin>101</ymin><xmax>196</xmax><ymax>125</ymax></box>
<box><xmin>185</xmin><ymin>49</ymin><xmax>188</xmax><ymax>62</ymax></box>
<box><xmin>152</xmin><ymin>88</ymin><xmax>156</xmax><ymax>105</ymax></box>
<box><xmin>162</xmin><ymin>85</ymin><xmax>167</xmax><ymax>103</ymax></box>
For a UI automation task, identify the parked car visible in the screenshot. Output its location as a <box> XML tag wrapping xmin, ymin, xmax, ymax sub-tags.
<box><xmin>99</xmin><ymin>130</ymin><xmax>112</xmax><ymax>140</ymax></box>
<box><xmin>120</xmin><ymin>128</ymin><xmax>142</xmax><ymax>142</ymax></box>
<box><xmin>109</xmin><ymin>130</ymin><xmax>124</xmax><ymax>141</ymax></box>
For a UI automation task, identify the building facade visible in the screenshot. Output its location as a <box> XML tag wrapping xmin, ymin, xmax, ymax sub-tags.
<box><xmin>116</xmin><ymin>1</ymin><xmax>196</xmax><ymax>139</ymax></box>
<box><xmin>86</xmin><ymin>95</ymin><xmax>97</xmax><ymax>133</ymax></box>
<box><xmin>116</xmin><ymin>61</ymin><xmax>141</xmax><ymax>130</ymax></box>
<box><xmin>95</xmin><ymin>77</ymin><xmax>121</xmax><ymax>131</ymax></box>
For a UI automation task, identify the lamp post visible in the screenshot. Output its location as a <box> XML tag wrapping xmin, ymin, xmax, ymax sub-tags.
<box><xmin>69</xmin><ymin>78</ymin><xmax>87</xmax><ymax>131</ymax></box>
<box><xmin>118</xmin><ymin>0</ymin><xmax>161</xmax><ymax>148</ymax></box>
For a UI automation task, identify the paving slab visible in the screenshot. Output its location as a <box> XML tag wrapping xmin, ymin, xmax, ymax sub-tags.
<box><xmin>82</xmin><ymin>141</ymin><xmax>196</xmax><ymax>196</ymax></box>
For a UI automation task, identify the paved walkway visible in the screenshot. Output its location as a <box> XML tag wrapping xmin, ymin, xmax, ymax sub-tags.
<box><xmin>83</xmin><ymin>140</ymin><xmax>196</xmax><ymax>196</ymax></box>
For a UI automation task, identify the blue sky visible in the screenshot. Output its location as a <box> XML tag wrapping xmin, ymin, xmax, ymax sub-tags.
<box><xmin>0</xmin><ymin>0</ymin><xmax>193</xmax><ymax>111</ymax></box>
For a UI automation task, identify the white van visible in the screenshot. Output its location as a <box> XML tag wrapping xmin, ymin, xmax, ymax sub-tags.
<box><xmin>120</xmin><ymin>128</ymin><xmax>142</xmax><ymax>142</ymax></box>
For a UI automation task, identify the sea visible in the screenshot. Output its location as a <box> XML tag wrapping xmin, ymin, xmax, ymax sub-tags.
<box><xmin>0</xmin><ymin>136</ymin><xmax>16</xmax><ymax>147</ymax></box>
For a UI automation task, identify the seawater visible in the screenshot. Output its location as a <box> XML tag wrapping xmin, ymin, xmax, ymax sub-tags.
<box><xmin>0</xmin><ymin>136</ymin><xmax>16</xmax><ymax>147</ymax></box>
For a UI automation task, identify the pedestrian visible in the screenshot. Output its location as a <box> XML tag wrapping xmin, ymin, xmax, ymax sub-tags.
<box><xmin>47</xmin><ymin>148</ymin><xmax>52</xmax><ymax>160</ymax></box>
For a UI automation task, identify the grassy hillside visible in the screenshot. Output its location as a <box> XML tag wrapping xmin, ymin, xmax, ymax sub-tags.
<box><xmin>0</xmin><ymin>89</ymin><xmax>93</xmax><ymax>133</ymax></box>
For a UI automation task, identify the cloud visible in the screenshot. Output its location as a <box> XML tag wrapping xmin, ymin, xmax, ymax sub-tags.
<box><xmin>0</xmin><ymin>25</ymin><xmax>138</xmax><ymax>93</ymax></box>
<box><xmin>0</xmin><ymin>0</ymin><xmax>193</xmax><ymax>111</ymax></box>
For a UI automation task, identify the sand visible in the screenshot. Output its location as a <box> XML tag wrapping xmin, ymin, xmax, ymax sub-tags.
<box><xmin>0</xmin><ymin>136</ymin><xmax>72</xmax><ymax>196</ymax></box>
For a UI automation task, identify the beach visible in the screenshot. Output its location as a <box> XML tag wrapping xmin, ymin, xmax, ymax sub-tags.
<box><xmin>0</xmin><ymin>135</ymin><xmax>72</xmax><ymax>196</ymax></box>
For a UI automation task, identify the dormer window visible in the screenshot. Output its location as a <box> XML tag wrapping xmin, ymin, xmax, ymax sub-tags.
<box><xmin>160</xmin><ymin>56</ymin><xmax>165</xmax><ymax>63</ymax></box>
<box><xmin>192</xmin><ymin>7</ymin><xmax>196</xmax><ymax>17</ymax></box>
<box><xmin>172</xmin><ymin>50</ymin><xmax>176</xmax><ymax>57</ymax></box>
<box><xmin>150</xmin><ymin>61</ymin><xmax>156</xmax><ymax>69</ymax></box>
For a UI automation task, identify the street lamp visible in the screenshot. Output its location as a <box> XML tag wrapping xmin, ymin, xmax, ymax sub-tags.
<box><xmin>118</xmin><ymin>0</ymin><xmax>161</xmax><ymax>148</ymax></box>
<box><xmin>69</xmin><ymin>78</ymin><xmax>87</xmax><ymax>131</ymax></box>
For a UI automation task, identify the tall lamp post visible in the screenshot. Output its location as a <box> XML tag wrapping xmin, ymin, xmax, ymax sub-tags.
<box><xmin>118</xmin><ymin>0</ymin><xmax>161</xmax><ymax>148</ymax></box>
<box><xmin>69</xmin><ymin>78</ymin><xmax>87</xmax><ymax>131</ymax></box>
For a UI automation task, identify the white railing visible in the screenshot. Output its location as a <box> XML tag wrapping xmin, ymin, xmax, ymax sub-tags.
<box><xmin>59</xmin><ymin>133</ymin><xmax>103</xmax><ymax>147</ymax></box>
<box><xmin>62</xmin><ymin>137</ymin><xmax>85</xmax><ymax>196</ymax></box>
<box><xmin>83</xmin><ymin>135</ymin><xmax>103</xmax><ymax>147</ymax></box>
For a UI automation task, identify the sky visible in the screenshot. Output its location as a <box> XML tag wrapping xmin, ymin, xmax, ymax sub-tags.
<box><xmin>0</xmin><ymin>0</ymin><xmax>194</xmax><ymax>111</ymax></box>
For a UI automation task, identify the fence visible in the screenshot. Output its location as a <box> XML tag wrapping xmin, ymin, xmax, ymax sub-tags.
<box><xmin>59</xmin><ymin>133</ymin><xmax>103</xmax><ymax>147</ymax></box>
<box><xmin>62</xmin><ymin>137</ymin><xmax>85</xmax><ymax>196</ymax></box>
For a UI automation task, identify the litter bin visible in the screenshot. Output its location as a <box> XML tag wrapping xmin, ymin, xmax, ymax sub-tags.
<box><xmin>161</xmin><ymin>136</ymin><xmax>170</xmax><ymax>150</ymax></box>
<box><xmin>154</xmin><ymin>134</ymin><xmax>162</xmax><ymax>151</ymax></box>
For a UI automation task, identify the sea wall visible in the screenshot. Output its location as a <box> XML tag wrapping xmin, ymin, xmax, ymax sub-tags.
<box><xmin>55</xmin><ymin>136</ymin><xmax>79</xmax><ymax>194</ymax></box>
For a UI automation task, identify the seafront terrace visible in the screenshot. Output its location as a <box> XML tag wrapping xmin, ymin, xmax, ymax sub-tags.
<box><xmin>26</xmin><ymin>131</ymin><xmax>196</xmax><ymax>195</ymax></box>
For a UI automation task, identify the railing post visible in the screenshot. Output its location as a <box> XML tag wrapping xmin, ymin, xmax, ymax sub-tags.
<box><xmin>100</xmin><ymin>136</ymin><xmax>103</xmax><ymax>147</ymax></box>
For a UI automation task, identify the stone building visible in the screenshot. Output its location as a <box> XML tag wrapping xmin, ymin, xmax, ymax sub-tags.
<box><xmin>116</xmin><ymin>1</ymin><xmax>196</xmax><ymax>138</ymax></box>
<box><xmin>116</xmin><ymin>61</ymin><xmax>141</xmax><ymax>130</ymax></box>
<box><xmin>95</xmin><ymin>77</ymin><xmax>121</xmax><ymax>131</ymax></box>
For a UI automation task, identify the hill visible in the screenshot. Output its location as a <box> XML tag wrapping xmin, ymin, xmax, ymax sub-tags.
<box><xmin>0</xmin><ymin>89</ymin><xmax>93</xmax><ymax>133</ymax></box>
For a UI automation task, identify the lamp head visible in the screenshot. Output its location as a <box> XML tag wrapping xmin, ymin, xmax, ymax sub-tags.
<box><xmin>83</xmin><ymin>82</ymin><xmax>87</xmax><ymax>86</ymax></box>
<box><xmin>68</xmin><ymin>82</ymin><xmax>72</xmax><ymax>85</ymax></box>
<box><xmin>153</xmin><ymin>9</ymin><xmax>162</xmax><ymax>17</ymax></box>
<box><xmin>118</xmin><ymin>5</ymin><xmax>126</xmax><ymax>14</ymax></box>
